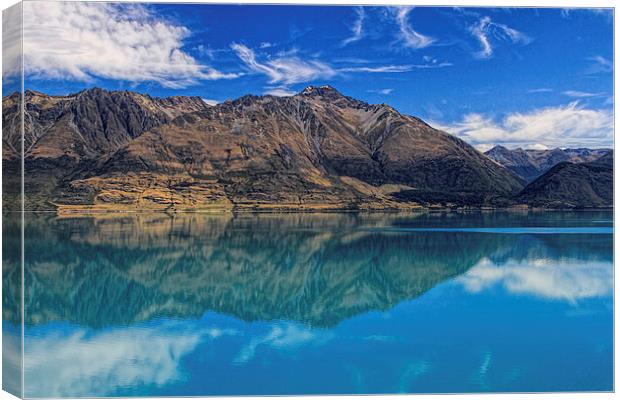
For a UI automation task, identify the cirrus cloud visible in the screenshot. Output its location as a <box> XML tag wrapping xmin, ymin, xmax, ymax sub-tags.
<box><xmin>563</xmin><ymin>90</ymin><xmax>603</xmax><ymax>98</ymax></box>
<box><xmin>231</xmin><ymin>43</ymin><xmax>337</xmax><ymax>86</ymax></box>
<box><xmin>394</xmin><ymin>7</ymin><xmax>435</xmax><ymax>49</ymax></box>
<box><xmin>470</xmin><ymin>16</ymin><xmax>531</xmax><ymax>59</ymax></box>
<box><xmin>368</xmin><ymin>88</ymin><xmax>394</xmax><ymax>95</ymax></box>
<box><xmin>585</xmin><ymin>55</ymin><xmax>613</xmax><ymax>75</ymax></box>
<box><xmin>341</xmin><ymin>7</ymin><xmax>366</xmax><ymax>47</ymax></box>
<box><xmin>231</xmin><ymin>43</ymin><xmax>420</xmax><ymax>94</ymax></box>
<box><xmin>264</xmin><ymin>87</ymin><xmax>297</xmax><ymax>97</ymax></box>
<box><xmin>16</xmin><ymin>2</ymin><xmax>238</xmax><ymax>88</ymax></box>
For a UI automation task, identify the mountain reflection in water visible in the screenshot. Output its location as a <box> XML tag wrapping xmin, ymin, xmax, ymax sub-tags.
<box><xmin>5</xmin><ymin>211</ymin><xmax>610</xmax><ymax>328</ymax></box>
<box><xmin>2</xmin><ymin>211</ymin><xmax>613</xmax><ymax>396</ymax></box>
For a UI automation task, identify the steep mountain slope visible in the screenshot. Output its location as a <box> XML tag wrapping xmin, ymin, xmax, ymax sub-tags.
<box><xmin>2</xmin><ymin>88</ymin><xmax>210</xmax><ymax>210</ymax></box>
<box><xmin>3</xmin><ymin>88</ymin><xmax>209</xmax><ymax>160</ymax></box>
<box><xmin>516</xmin><ymin>153</ymin><xmax>613</xmax><ymax>208</ymax></box>
<box><xmin>485</xmin><ymin>145</ymin><xmax>612</xmax><ymax>182</ymax></box>
<box><xmin>48</xmin><ymin>86</ymin><xmax>523</xmax><ymax>210</ymax></box>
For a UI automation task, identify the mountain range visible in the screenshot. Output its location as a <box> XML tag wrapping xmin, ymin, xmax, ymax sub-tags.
<box><xmin>2</xmin><ymin>86</ymin><xmax>613</xmax><ymax>211</ymax></box>
<box><xmin>484</xmin><ymin>145</ymin><xmax>612</xmax><ymax>183</ymax></box>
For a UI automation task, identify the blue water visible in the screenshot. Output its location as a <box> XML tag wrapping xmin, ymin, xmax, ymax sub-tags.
<box><xmin>3</xmin><ymin>210</ymin><xmax>613</xmax><ymax>397</ymax></box>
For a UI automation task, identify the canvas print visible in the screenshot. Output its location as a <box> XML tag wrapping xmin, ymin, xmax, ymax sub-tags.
<box><xmin>2</xmin><ymin>2</ymin><xmax>614</xmax><ymax>397</ymax></box>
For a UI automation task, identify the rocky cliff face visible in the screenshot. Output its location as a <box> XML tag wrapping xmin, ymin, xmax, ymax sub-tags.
<box><xmin>485</xmin><ymin>145</ymin><xmax>612</xmax><ymax>183</ymax></box>
<box><xmin>3</xmin><ymin>86</ymin><xmax>525</xmax><ymax>211</ymax></box>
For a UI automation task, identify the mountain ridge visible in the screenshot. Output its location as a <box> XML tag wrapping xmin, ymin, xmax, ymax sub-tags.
<box><xmin>2</xmin><ymin>86</ymin><xmax>611</xmax><ymax>211</ymax></box>
<box><xmin>485</xmin><ymin>145</ymin><xmax>612</xmax><ymax>183</ymax></box>
<box><xmin>516</xmin><ymin>153</ymin><xmax>613</xmax><ymax>208</ymax></box>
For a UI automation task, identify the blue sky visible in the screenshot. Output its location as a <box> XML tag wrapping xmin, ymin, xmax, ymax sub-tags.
<box><xmin>5</xmin><ymin>3</ymin><xmax>614</xmax><ymax>150</ymax></box>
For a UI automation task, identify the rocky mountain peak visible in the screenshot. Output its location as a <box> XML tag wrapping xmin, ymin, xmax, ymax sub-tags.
<box><xmin>486</xmin><ymin>145</ymin><xmax>510</xmax><ymax>154</ymax></box>
<box><xmin>73</xmin><ymin>86</ymin><xmax>108</xmax><ymax>98</ymax></box>
<box><xmin>24</xmin><ymin>89</ymin><xmax>48</xmax><ymax>98</ymax></box>
<box><xmin>299</xmin><ymin>85</ymin><xmax>342</xmax><ymax>98</ymax></box>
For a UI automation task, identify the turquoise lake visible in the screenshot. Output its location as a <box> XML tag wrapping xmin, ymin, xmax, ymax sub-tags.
<box><xmin>2</xmin><ymin>211</ymin><xmax>613</xmax><ymax>397</ymax></box>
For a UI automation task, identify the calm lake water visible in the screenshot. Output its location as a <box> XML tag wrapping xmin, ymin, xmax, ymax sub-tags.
<box><xmin>3</xmin><ymin>211</ymin><xmax>613</xmax><ymax>397</ymax></box>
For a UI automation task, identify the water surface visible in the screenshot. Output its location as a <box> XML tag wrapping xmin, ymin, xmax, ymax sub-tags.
<box><xmin>2</xmin><ymin>210</ymin><xmax>613</xmax><ymax>397</ymax></box>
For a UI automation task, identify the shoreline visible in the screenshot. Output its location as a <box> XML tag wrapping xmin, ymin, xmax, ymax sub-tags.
<box><xmin>2</xmin><ymin>206</ymin><xmax>613</xmax><ymax>216</ymax></box>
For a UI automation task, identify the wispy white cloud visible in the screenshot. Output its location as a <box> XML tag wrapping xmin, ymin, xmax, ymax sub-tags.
<box><xmin>414</xmin><ymin>62</ymin><xmax>453</xmax><ymax>69</ymax></box>
<box><xmin>17</xmin><ymin>2</ymin><xmax>238</xmax><ymax>88</ymax></box>
<box><xmin>342</xmin><ymin>7</ymin><xmax>366</xmax><ymax>46</ymax></box>
<box><xmin>231</xmin><ymin>43</ymin><xmax>337</xmax><ymax>85</ymax></box>
<box><xmin>341</xmin><ymin>62</ymin><xmax>451</xmax><ymax>73</ymax></box>
<box><xmin>368</xmin><ymin>88</ymin><xmax>394</xmax><ymax>95</ymax></box>
<box><xmin>235</xmin><ymin>323</ymin><xmax>332</xmax><ymax>364</ymax></box>
<box><xmin>430</xmin><ymin>102</ymin><xmax>613</xmax><ymax>150</ymax></box>
<box><xmin>394</xmin><ymin>7</ymin><xmax>435</xmax><ymax>49</ymax></box>
<box><xmin>561</xmin><ymin>8</ymin><xmax>613</xmax><ymax>20</ymax></box>
<box><xmin>527</xmin><ymin>88</ymin><xmax>553</xmax><ymax>93</ymax></box>
<box><xmin>231</xmin><ymin>43</ymin><xmax>418</xmax><ymax>93</ymax></box>
<box><xmin>470</xmin><ymin>18</ymin><xmax>493</xmax><ymax>58</ymax></box>
<box><xmin>470</xmin><ymin>16</ymin><xmax>531</xmax><ymax>59</ymax></box>
<box><xmin>259</xmin><ymin>42</ymin><xmax>274</xmax><ymax>49</ymax></box>
<box><xmin>340</xmin><ymin>65</ymin><xmax>412</xmax><ymax>73</ymax></box>
<box><xmin>265</xmin><ymin>87</ymin><xmax>297</xmax><ymax>97</ymax></box>
<box><xmin>585</xmin><ymin>55</ymin><xmax>613</xmax><ymax>74</ymax></box>
<box><xmin>563</xmin><ymin>90</ymin><xmax>603</xmax><ymax>98</ymax></box>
